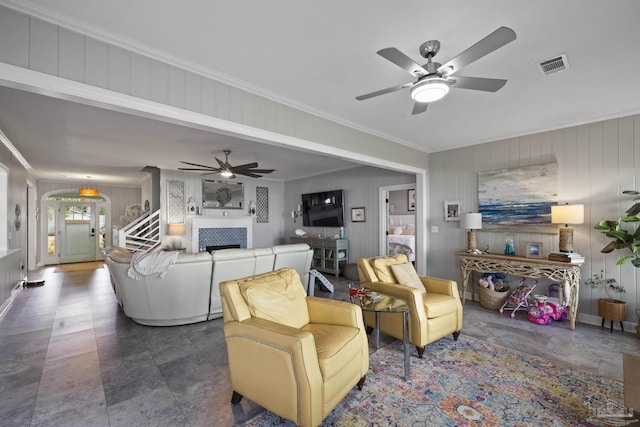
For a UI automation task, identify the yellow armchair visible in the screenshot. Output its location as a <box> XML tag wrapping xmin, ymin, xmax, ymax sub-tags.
<box><xmin>357</xmin><ymin>255</ymin><xmax>463</xmax><ymax>358</ymax></box>
<box><xmin>220</xmin><ymin>268</ymin><xmax>368</xmax><ymax>427</ymax></box>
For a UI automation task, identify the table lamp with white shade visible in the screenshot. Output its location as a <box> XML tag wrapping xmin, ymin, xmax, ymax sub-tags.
<box><xmin>167</xmin><ymin>223</ymin><xmax>186</xmax><ymax>249</ymax></box>
<box><xmin>460</xmin><ymin>213</ymin><xmax>483</xmax><ymax>253</ymax></box>
<box><xmin>551</xmin><ymin>204</ymin><xmax>584</xmax><ymax>253</ymax></box>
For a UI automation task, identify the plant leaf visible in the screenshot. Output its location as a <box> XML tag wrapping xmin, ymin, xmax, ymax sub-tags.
<box><xmin>595</xmin><ymin>220</ymin><xmax>618</xmax><ymax>230</ymax></box>
<box><xmin>632</xmin><ymin>257</ymin><xmax>640</xmax><ymax>268</ymax></box>
<box><xmin>604</xmin><ymin>230</ymin><xmax>632</xmax><ymax>243</ymax></box>
<box><xmin>615</xmin><ymin>257</ymin><xmax>629</xmax><ymax>266</ymax></box>
<box><xmin>601</xmin><ymin>241</ymin><xmax>618</xmax><ymax>253</ymax></box>
<box><xmin>624</xmin><ymin>203</ymin><xmax>640</xmax><ymax>216</ymax></box>
<box><xmin>622</xmin><ymin>190</ymin><xmax>640</xmax><ymax>195</ymax></box>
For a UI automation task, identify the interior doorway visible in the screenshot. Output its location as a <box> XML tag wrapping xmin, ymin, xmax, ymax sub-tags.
<box><xmin>379</xmin><ymin>184</ymin><xmax>417</xmax><ymax>264</ymax></box>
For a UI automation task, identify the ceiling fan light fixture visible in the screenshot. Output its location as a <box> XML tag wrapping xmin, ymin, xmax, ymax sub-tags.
<box><xmin>220</xmin><ymin>169</ymin><xmax>234</xmax><ymax>178</ymax></box>
<box><xmin>410</xmin><ymin>78</ymin><xmax>450</xmax><ymax>103</ymax></box>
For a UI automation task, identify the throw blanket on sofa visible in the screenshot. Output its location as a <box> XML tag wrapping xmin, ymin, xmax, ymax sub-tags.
<box><xmin>127</xmin><ymin>250</ymin><xmax>179</xmax><ymax>280</ymax></box>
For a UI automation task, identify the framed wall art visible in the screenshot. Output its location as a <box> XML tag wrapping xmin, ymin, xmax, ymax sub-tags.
<box><xmin>526</xmin><ymin>242</ymin><xmax>543</xmax><ymax>258</ymax></box>
<box><xmin>407</xmin><ymin>189</ymin><xmax>416</xmax><ymax>211</ymax></box>
<box><xmin>351</xmin><ymin>207</ymin><xmax>366</xmax><ymax>222</ymax></box>
<box><xmin>478</xmin><ymin>163</ymin><xmax>558</xmax><ymax>233</ymax></box>
<box><xmin>444</xmin><ymin>200</ymin><xmax>461</xmax><ymax>222</ymax></box>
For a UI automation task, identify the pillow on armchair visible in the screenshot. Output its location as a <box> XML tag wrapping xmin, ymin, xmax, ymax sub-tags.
<box><xmin>391</xmin><ymin>263</ymin><xmax>424</xmax><ymax>291</ymax></box>
<box><xmin>371</xmin><ymin>254</ymin><xmax>407</xmax><ymax>282</ymax></box>
<box><xmin>239</xmin><ymin>272</ymin><xmax>309</xmax><ymax>328</ymax></box>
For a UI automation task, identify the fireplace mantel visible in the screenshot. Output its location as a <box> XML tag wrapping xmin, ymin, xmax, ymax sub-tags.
<box><xmin>191</xmin><ymin>217</ymin><xmax>253</xmax><ymax>253</ymax></box>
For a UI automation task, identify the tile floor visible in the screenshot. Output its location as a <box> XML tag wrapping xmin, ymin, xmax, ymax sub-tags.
<box><xmin>0</xmin><ymin>263</ymin><xmax>638</xmax><ymax>426</ymax></box>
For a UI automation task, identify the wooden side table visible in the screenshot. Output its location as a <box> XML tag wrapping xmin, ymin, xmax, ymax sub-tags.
<box><xmin>457</xmin><ymin>252</ymin><xmax>583</xmax><ymax>330</ymax></box>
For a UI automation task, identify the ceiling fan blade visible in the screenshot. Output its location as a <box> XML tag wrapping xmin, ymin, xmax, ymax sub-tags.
<box><xmin>452</xmin><ymin>76</ymin><xmax>507</xmax><ymax>92</ymax></box>
<box><xmin>230</xmin><ymin>162</ymin><xmax>259</xmax><ymax>170</ymax></box>
<box><xmin>377</xmin><ymin>48</ymin><xmax>428</xmax><ymax>77</ymax></box>
<box><xmin>411</xmin><ymin>102</ymin><xmax>429</xmax><ymax>115</ymax></box>
<box><xmin>356</xmin><ymin>82</ymin><xmax>414</xmax><ymax>101</ymax></box>
<box><xmin>243</xmin><ymin>169</ymin><xmax>275</xmax><ymax>174</ymax></box>
<box><xmin>179</xmin><ymin>160</ymin><xmax>219</xmax><ymax>169</ymax></box>
<box><xmin>178</xmin><ymin>167</ymin><xmax>219</xmax><ymax>172</ymax></box>
<box><xmin>215</xmin><ymin>157</ymin><xmax>227</xmax><ymax>169</ymax></box>
<box><xmin>437</xmin><ymin>26</ymin><xmax>516</xmax><ymax>76</ymax></box>
<box><xmin>236</xmin><ymin>171</ymin><xmax>262</xmax><ymax>178</ymax></box>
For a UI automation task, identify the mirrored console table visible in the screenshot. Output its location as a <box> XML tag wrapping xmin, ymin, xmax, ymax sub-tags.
<box><xmin>456</xmin><ymin>252</ymin><xmax>584</xmax><ymax>330</ymax></box>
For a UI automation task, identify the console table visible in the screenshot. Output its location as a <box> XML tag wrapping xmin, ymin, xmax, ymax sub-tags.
<box><xmin>290</xmin><ymin>236</ymin><xmax>348</xmax><ymax>277</ymax></box>
<box><xmin>456</xmin><ymin>252</ymin><xmax>583</xmax><ymax>330</ymax></box>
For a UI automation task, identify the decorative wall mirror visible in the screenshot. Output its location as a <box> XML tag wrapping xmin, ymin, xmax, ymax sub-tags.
<box><xmin>202</xmin><ymin>180</ymin><xmax>244</xmax><ymax>209</ymax></box>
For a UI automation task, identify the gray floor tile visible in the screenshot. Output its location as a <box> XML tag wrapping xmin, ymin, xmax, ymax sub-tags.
<box><xmin>0</xmin><ymin>262</ymin><xmax>637</xmax><ymax>427</ymax></box>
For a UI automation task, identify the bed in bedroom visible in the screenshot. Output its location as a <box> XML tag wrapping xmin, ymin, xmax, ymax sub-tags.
<box><xmin>388</xmin><ymin>214</ymin><xmax>416</xmax><ymax>262</ymax></box>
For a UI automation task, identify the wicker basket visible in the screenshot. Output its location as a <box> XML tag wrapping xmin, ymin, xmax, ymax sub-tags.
<box><xmin>477</xmin><ymin>284</ymin><xmax>510</xmax><ymax>310</ymax></box>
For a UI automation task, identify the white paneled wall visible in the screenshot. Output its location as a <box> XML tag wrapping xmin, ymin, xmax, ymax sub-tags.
<box><xmin>161</xmin><ymin>170</ymin><xmax>285</xmax><ymax>250</ymax></box>
<box><xmin>0</xmin><ymin>128</ymin><xmax>33</xmax><ymax>308</ymax></box>
<box><xmin>38</xmin><ymin>181</ymin><xmax>141</xmax><ymax>230</ymax></box>
<box><xmin>429</xmin><ymin>115</ymin><xmax>640</xmax><ymax>326</ymax></box>
<box><xmin>285</xmin><ymin>166</ymin><xmax>415</xmax><ymax>263</ymax></box>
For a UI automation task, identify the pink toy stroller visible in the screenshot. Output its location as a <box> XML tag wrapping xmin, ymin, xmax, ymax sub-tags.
<box><xmin>499</xmin><ymin>277</ymin><xmax>538</xmax><ymax>318</ymax></box>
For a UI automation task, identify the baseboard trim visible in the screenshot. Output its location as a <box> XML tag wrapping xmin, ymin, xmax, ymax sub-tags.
<box><xmin>0</xmin><ymin>281</ymin><xmax>23</xmax><ymax>318</ymax></box>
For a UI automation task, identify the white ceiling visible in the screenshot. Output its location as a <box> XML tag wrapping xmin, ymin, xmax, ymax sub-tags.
<box><xmin>2</xmin><ymin>0</ymin><xmax>640</xmax><ymax>185</ymax></box>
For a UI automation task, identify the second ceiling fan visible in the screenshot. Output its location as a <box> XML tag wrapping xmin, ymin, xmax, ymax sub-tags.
<box><xmin>178</xmin><ymin>150</ymin><xmax>275</xmax><ymax>178</ymax></box>
<box><xmin>356</xmin><ymin>26</ymin><xmax>517</xmax><ymax>115</ymax></box>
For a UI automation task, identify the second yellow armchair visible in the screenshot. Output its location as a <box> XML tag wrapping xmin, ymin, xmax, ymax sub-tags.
<box><xmin>357</xmin><ymin>255</ymin><xmax>463</xmax><ymax>358</ymax></box>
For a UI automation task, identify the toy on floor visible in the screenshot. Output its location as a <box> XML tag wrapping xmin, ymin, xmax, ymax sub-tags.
<box><xmin>499</xmin><ymin>277</ymin><xmax>538</xmax><ymax>317</ymax></box>
<box><xmin>527</xmin><ymin>295</ymin><xmax>568</xmax><ymax>324</ymax></box>
<box><xmin>478</xmin><ymin>272</ymin><xmax>508</xmax><ymax>291</ymax></box>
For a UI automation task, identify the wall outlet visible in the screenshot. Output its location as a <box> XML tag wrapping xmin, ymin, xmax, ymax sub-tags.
<box><xmin>431</xmin><ymin>226</ymin><xmax>438</xmax><ymax>233</ymax></box>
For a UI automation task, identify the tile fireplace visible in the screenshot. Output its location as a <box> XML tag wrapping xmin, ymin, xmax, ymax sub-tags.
<box><xmin>191</xmin><ymin>217</ymin><xmax>253</xmax><ymax>253</ymax></box>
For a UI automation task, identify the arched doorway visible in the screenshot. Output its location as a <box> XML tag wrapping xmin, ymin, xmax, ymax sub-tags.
<box><xmin>41</xmin><ymin>189</ymin><xmax>111</xmax><ymax>265</ymax></box>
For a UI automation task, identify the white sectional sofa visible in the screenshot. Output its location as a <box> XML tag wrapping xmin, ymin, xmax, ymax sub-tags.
<box><xmin>105</xmin><ymin>243</ymin><xmax>313</xmax><ymax>326</ymax></box>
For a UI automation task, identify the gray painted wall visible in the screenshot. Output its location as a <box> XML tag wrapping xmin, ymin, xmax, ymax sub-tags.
<box><xmin>428</xmin><ymin>114</ymin><xmax>640</xmax><ymax>326</ymax></box>
<box><xmin>284</xmin><ymin>166</ymin><xmax>415</xmax><ymax>263</ymax></box>
<box><xmin>0</xmin><ymin>136</ymin><xmax>33</xmax><ymax>307</ymax></box>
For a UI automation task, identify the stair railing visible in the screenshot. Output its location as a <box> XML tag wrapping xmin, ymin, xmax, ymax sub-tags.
<box><xmin>118</xmin><ymin>209</ymin><xmax>161</xmax><ymax>253</ymax></box>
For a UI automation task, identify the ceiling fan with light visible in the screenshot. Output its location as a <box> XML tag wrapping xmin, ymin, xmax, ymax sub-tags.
<box><xmin>356</xmin><ymin>26</ymin><xmax>517</xmax><ymax>115</ymax></box>
<box><xmin>178</xmin><ymin>149</ymin><xmax>275</xmax><ymax>178</ymax></box>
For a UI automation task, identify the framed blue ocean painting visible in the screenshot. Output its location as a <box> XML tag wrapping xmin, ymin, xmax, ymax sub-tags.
<box><xmin>478</xmin><ymin>163</ymin><xmax>558</xmax><ymax>233</ymax></box>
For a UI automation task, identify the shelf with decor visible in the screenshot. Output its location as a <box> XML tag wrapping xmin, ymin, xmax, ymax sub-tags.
<box><xmin>291</xmin><ymin>236</ymin><xmax>348</xmax><ymax>277</ymax></box>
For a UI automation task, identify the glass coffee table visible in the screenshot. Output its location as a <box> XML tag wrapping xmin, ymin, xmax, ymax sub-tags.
<box><xmin>356</xmin><ymin>292</ymin><xmax>411</xmax><ymax>383</ymax></box>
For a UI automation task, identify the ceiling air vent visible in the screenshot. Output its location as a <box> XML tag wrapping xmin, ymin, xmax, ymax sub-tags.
<box><xmin>536</xmin><ymin>53</ymin><xmax>570</xmax><ymax>75</ymax></box>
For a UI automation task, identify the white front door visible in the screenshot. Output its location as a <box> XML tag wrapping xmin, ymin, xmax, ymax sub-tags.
<box><xmin>59</xmin><ymin>202</ymin><xmax>96</xmax><ymax>264</ymax></box>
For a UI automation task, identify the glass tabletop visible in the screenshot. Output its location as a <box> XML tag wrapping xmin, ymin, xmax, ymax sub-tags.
<box><xmin>354</xmin><ymin>291</ymin><xmax>409</xmax><ymax>313</ymax></box>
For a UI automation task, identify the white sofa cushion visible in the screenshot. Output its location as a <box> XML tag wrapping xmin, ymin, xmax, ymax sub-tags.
<box><xmin>210</xmin><ymin>248</ymin><xmax>259</xmax><ymax>319</ymax></box>
<box><xmin>272</xmin><ymin>244</ymin><xmax>313</xmax><ymax>288</ymax></box>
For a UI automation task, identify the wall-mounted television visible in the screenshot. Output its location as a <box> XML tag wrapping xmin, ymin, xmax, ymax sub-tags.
<box><xmin>302</xmin><ymin>189</ymin><xmax>344</xmax><ymax>227</ymax></box>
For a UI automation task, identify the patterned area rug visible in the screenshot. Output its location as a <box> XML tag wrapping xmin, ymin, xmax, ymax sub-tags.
<box><xmin>242</xmin><ymin>335</ymin><xmax>623</xmax><ymax>426</ymax></box>
<box><xmin>54</xmin><ymin>261</ymin><xmax>104</xmax><ymax>273</ymax></box>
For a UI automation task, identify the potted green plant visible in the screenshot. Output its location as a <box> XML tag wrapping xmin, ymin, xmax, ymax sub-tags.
<box><xmin>594</xmin><ymin>190</ymin><xmax>640</xmax><ymax>267</ymax></box>
<box><xmin>585</xmin><ymin>270</ymin><xmax>626</xmax><ymax>331</ymax></box>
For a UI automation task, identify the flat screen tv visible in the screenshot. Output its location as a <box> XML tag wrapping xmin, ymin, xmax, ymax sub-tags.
<box><xmin>301</xmin><ymin>189</ymin><xmax>344</xmax><ymax>227</ymax></box>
